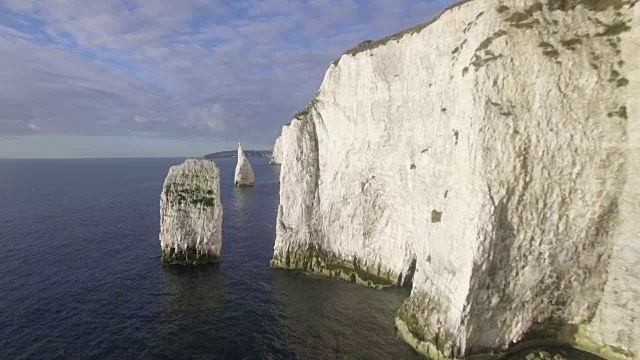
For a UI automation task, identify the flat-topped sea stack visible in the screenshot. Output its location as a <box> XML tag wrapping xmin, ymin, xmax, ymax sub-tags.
<box><xmin>234</xmin><ymin>143</ymin><xmax>256</xmax><ymax>186</ymax></box>
<box><xmin>272</xmin><ymin>0</ymin><xmax>639</xmax><ymax>359</ymax></box>
<box><xmin>160</xmin><ymin>158</ymin><xmax>223</xmax><ymax>265</ymax></box>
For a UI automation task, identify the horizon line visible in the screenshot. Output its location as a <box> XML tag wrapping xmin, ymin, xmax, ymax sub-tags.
<box><xmin>0</xmin><ymin>149</ymin><xmax>274</xmax><ymax>160</ymax></box>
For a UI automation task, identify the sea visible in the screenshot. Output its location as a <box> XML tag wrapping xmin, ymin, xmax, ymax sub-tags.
<box><xmin>0</xmin><ymin>158</ymin><xmax>603</xmax><ymax>359</ymax></box>
<box><xmin>0</xmin><ymin>157</ymin><xmax>419</xmax><ymax>359</ymax></box>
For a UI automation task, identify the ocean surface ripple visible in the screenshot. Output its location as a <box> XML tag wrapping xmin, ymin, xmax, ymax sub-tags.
<box><xmin>0</xmin><ymin>158</ymin><xmax>418</xmax><ymax>359</ymax></box>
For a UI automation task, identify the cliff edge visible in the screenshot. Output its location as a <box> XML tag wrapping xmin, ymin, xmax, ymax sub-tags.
<box><xmin>271</xmin><ymin>0</ymin><xmax>639</xmax><ymax>358</ymax></box>
<box><xmin>270</xmin><ymin>125</ymin><xmax>289</xmax><ymax>165</ymax></box>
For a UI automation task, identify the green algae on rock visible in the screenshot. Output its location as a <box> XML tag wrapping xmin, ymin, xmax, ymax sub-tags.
<box><xmin>159</xmin><ymin>159</ymin><xmax>223</xmax><ymax>265</ymax></box>
<box><xmin>270</xmin><ymin>244</ymin><xmax>403</xmax><ymax>289</ymax></box>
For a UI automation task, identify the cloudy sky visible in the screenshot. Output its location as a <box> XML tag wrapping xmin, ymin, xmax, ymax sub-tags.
<box><xmin>0</xmin><ymin>0</ymin><xmax>447</xmax><ymax>158</ymax></box>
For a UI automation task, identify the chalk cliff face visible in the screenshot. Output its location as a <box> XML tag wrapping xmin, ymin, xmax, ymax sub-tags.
<box><xmin>269</xmin><ymin>126</ymin><xmax>288</xmax><ymax>165</ymax></box>
<box><xmin>269</xmin><ymin>136</ymin><xmax>282</xmax><ymax>164</ymax></box>
<box><xmin>160</xmin><ymin>158</ymin><xmax>223</xmax><ymax>265</ymax></box>
<box><xmin>234</xmin><ymin>143</ymin><xmax>256</xmax><ymax>186</ymax></box>
<box><xmin>272</xmin><ymin>0</ymin><xmax>639</xmax><ymax>358</ymax></box>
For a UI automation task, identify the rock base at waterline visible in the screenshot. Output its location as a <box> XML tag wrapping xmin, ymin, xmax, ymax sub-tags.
<box><xmin>270</xmin><ymin>244</ymin><xmax>414</xmax><ymax>289</ymax></box>
<box><xmin>161</xmin><ymin>245</ymin><xmax>221</xmax><ymax>265</ymax></box>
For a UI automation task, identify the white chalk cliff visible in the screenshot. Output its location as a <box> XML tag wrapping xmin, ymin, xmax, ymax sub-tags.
<box><xmin>234</xmin><ymin>143</ymin><xmax>256</xmax><ymax>186</ymax></box>
<box><xmin>269</xmin><ymin>136</ymin><xmax>282</xmax><ymax>164</ymax></box>
<box><xmin>269</xmin><ymin>125</ymin><xmax>290</xmax><ymax>165</ymax></box>
<box><xmin>160</xmin><ymin>158</ymin><xmax>223</xmax><ymax>264</ymax></box>
<box><xmin>271</xmin><ymin>0</ymin><xmax>639</xmax><ymax>358</ymax></box>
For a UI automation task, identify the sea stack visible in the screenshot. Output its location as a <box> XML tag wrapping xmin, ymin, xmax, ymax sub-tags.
<box><xmin>272</xmin><ymin>0</ymin><xmax>639</xmax><ymax>359</ymax></box>
<box><xmin>159</xmin><ymin>158</ymin><xmax>223</xmax><ymax>265</ymax></box>
<box><xmin>234</xmin><ymin>143</ymin><xmax>255</xmax><ymax>186</ymax></box>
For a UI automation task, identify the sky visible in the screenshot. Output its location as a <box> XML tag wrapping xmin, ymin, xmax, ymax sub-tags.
<box><xmin>0</xmin><ymin>0</ymin><xmax>448</xmax><ymax>158</ymax></box>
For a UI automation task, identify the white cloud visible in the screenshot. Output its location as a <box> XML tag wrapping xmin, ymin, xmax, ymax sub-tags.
<box><xmin>0</xmin><ymin>0</ymin><xmax>450</xmax><ymax>145</ymax></box>
<box><xmin>0</xmin><ymin>35</ymin><xmax>185</xmax><ymax>136</ymax></box>
<box><xmin>1</xmin><ymin>0</ymin><xmax>37</xmax><ymax>11</ymax></box>
<box><xmin>27</xmin><ymin>123</ymin><xmax>42</xmax><ymax>131</ymax></box>
<box><xmin>134</xmin><ymin>115</ymin><xmax>148</xmax><ymax>123</ymax></box>
<box><xmin>185</xmin><ymin>104</ymin><xmax>225</xmax><ymax>131</ymax></box>
<box><xmin>0</xmin><ymin>24</ymin><xmax>32</xmax><ymax>39</ymax></box>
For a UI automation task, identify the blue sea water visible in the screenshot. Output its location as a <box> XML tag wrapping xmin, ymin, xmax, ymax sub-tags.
<box><xmin>0</xmin><ymin>157</ymin><xmax>419</xmax><ymax>359</ymax></box>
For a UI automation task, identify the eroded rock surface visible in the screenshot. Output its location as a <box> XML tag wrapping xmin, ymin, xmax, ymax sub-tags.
<box><xmin>272</xmin><ymin>0</ymin><xmax>639</xmax><ymax>358</ymax></box>
<box><xmin>270</xmin><ymin>126</ymin><xmax>288</xmax><ymax>165</ymax></box>
<box><xmin>160</xmin><ymin>158</ymin><xmax>223</xmax><ymax>265</ymax></box>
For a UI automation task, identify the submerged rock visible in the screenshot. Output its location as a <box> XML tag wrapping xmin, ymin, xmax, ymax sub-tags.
<box><xmin>272</xmin><ymin>0</ymin><xmax>639</xmax><ymax>358</ymax></box>
<box><xmin>159</xmin><ymin>158</ymin><xmax>223</xmax><ymax>265</ymax></box>
<box><xmin>234</xmin><ymin>143</ymin><xmax>255</xmax><ymax>186</ymax></box>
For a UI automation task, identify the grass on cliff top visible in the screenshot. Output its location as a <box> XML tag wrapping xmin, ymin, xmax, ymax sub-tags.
<box><xmin>293</xmin><ymin>98</ymin><xmax>318</xmax><ymax>120</ymax></box>
<box><xmin>331</xmin><ymin>0</ymin><xmax>475</xmax><ymax>66</ymax></box>
<box><xmin>547</xmin><ymin>0</ymin><xmax>632</xmax><ymax>12</ymax></box>
<box><xmin>332</xmin><ymin>0</ymin><xmax>636</xmax><ymax>66</ymax></box>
